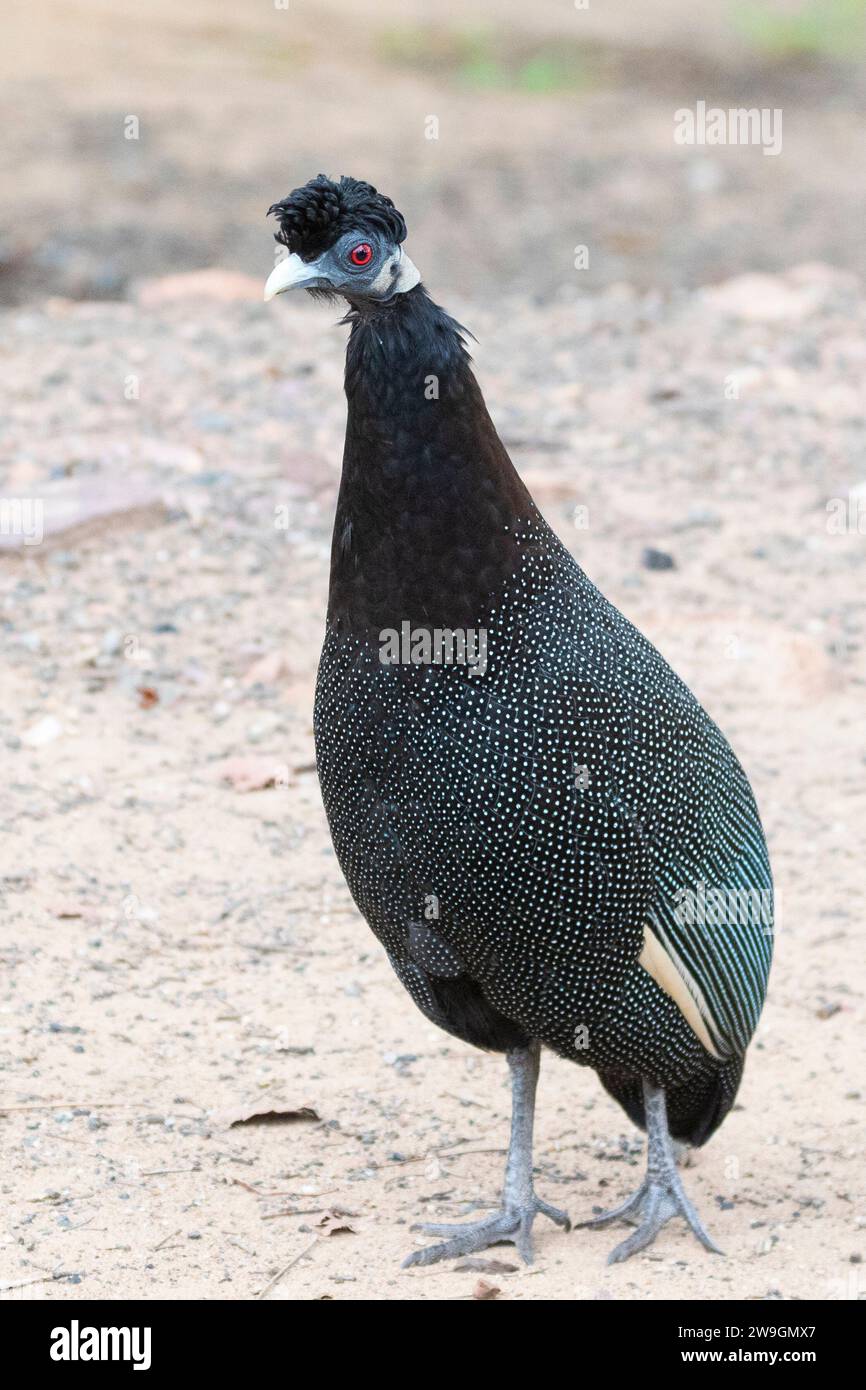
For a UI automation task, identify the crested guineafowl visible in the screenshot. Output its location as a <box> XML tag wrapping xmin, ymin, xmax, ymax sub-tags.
<box><xmin>264</xmin><ymin>175</ymin><xmax>773</xmax><ymax>1266</ymax></box>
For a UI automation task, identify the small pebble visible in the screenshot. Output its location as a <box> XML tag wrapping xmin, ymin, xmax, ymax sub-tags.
<box><xmin>641</xmin><ymin>547</ymin><xmax>676</xmax><ymax>572</ymax></box>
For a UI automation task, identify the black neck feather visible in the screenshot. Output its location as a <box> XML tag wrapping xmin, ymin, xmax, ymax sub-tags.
<box><xmin>327</xmin><ymin>286</ymin><xmax>539</xmax><ymax>633</ymax></box>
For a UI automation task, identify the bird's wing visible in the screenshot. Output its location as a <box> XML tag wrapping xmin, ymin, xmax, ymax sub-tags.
<box><xmin>507</xmin><ymin>555</ymin><xmax>775</xmax><ymax>1062</ymax></box>
<box><xmin>643</xmin><ymin>726</ymin><xmax>774</xmax><ymax>1059</ymax></box>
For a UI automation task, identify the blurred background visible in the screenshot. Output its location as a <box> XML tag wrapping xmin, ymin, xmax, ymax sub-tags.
<box><xmin>2</xmin><ymin>0</ymin><xmax>866</xmax><ymax>304</ymax></box>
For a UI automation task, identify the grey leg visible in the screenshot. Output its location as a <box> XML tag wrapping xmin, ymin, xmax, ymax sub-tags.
<box><xmin>580</xmin><ymin>1079</ymin><xmax>722</xmax><ymax>1264</ymax></box>
<box><xmin>402</xmin><ymin>1040</ymin><xmax>570</xmax><ymax>1268</ymax></box>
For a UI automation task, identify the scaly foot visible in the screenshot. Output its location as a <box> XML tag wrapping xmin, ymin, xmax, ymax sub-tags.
<box><xmin>580</xmin><ymin>1159</ymin><xmax>722</xmax><ymax>1263</ymax></box>
<box><xmin>402</xmin><ymin>1193</ymin><xmax>570</xmax><ymax>1268</ymax></box>
<box><xmin>579</xmin><ymin>1079</ymin><xmax>724</xmax><ymax>1264</ymax></box>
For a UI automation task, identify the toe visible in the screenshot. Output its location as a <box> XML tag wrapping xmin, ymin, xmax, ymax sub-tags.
<box><xmin>402</xmin><ymin>1214</ymin><xmax>519</xmax><ymax>1268</ymax></box>
<box><xmin>687</xmin><ymin>1217</ymin><xmax>724</xmax><ymax>1256</ymax></box>
<box><xmin>672</xmin><ymin>1183</ymin><xmax>724</xmax><ymax>1255</ymax></box>
<box><xmin>515</xmin><ymin>1219</ymin><xmax>534</xmax><ymax>1265</ymax></box>
<box><xmin>403</xmin><ymin>1228</ymin><xmax>499</xmax><ymax>1268</ymax></box>
<box><xmin>606</xmin><ymin>1222</ymin><xmax>658</xmax><ymax>1264</ymax></box>
<box><xmin>578</xmin><ymin>1182</ymin><xmax>647</xmax><ymax>1230</ymax></box>
<box><xmin>536</xmin><ymin>1197</ymin><xmax>571</xmax><ymax>1231</ymax></box>
<box><xmin>410</xmin><ymin>1217</ymin><xmax>497</xmax><ymax>1238</ymax></box>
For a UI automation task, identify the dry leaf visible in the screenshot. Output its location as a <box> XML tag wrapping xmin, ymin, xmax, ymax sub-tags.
<box><xmin>220</xmin><ymin>1101</ymin><xmax>320</xmax><ymax>1129</ymax></box>
<box><xmin>316</xmin><ymin>1208</ymin><xmax>356</xmax><ymax>1237</ymax></box>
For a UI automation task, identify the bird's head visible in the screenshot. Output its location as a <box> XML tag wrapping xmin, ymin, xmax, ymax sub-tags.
<box><xmin>264</xmin><ymin>174</ymin><xmax>419</xmax><ymax>306</ymax></box>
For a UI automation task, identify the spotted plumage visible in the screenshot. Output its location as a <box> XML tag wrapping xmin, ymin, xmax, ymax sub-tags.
<box><xmin>264</xmin><ymin>175</ymin><xmax>774</xmax><ymax>1263</ymax></box>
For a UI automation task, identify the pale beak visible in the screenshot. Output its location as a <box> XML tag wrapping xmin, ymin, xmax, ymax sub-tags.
<box><xmin>263</xmin><ymin>253</ymin><xmax>330</xmax><ymax>301</ymax></box>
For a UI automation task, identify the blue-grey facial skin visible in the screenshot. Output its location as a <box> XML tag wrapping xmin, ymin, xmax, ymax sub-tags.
<box><xmin>264</xmin><ymin>231</ymin><xmax>419</xmax><ymax>305</ymax></box>
<box><xmin>309</xmin><ymin>230</ymin><xmax>402</xmax><ymax>298</ymax></box>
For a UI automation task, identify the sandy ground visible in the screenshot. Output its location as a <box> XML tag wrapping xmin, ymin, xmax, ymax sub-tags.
<box><xmin>0</xmin><ymin>263</ymin><xmax>863</xmax><ymax>1301</ymax></box>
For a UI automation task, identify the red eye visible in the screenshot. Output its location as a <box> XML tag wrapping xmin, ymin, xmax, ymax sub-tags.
<box><xmin>350</xmin><ymin>242</ymin><xmax>373</xmax><ymax>266</ymax></box>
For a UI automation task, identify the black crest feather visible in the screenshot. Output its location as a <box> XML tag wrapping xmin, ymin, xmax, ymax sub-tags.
<box><xmin>268</xmin><ymin>174</ymin><xmax>407</xmax><ymax>261</ymax></box>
